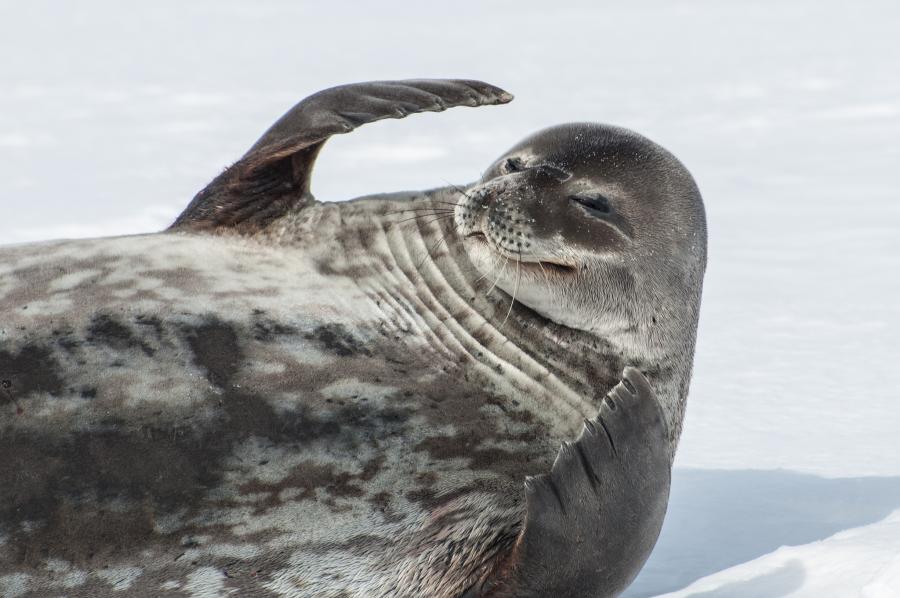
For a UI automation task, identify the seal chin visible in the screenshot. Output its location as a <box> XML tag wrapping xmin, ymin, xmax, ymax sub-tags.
<box><xmin>463</xmin><ymin>231</ymin><xmax>577</xmax><ymax>276</ymax></box>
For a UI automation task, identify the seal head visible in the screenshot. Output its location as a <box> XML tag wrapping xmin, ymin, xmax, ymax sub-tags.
<box><xmin>455</xmin><ymin>123</ymin><xmax>706</xmax><ymax>362</ymax></box>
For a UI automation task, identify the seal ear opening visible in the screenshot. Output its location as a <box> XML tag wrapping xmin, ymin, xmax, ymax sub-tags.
<box><xmin>168</xmin><ymin>79</ymin><xmax>513</xmax><ymax>234</ymax></box>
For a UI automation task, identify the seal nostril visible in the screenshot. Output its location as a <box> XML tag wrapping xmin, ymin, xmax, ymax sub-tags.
<box><xmin>503</xmin><ymin>157</ymin><xmax>526</xmax><ymax>174</ymax></box>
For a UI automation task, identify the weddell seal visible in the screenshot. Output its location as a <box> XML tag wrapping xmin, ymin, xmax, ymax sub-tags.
<box><xmin>0</xmin><ymin>79</ymin><xmax>706</xmax><ymax>597</ymax></box>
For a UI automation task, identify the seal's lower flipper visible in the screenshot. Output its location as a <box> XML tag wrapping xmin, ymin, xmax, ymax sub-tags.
<box><xmin>170</xmin><ymin>79</ymin><xmax>512</xmax><ymax>232</ymax></box>
<box><xmin>467</xmin><ymin>367</ymin><xmax>671</xmax><ymax>598</ymax></box>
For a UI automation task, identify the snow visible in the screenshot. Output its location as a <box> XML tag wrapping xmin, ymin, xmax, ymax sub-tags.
<box><xmin>657</xmin><ymin>509</ymin><xmax>900</xmax><ymax>598</ymax></box>
<box><xmin>1</xmin><ymin>1</ymin><xmax>898</xmax><ymax>596</ymax></box>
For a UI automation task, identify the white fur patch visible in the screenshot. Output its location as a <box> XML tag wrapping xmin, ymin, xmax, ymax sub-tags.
<box><xmin>184</xmin><ymin>567</ymin><xmax>233</xmax><ymax>597</ymax></box>
<box><xmin>94</xmin><ymin>566</ymin><xmax>144</xmax><ymax>591</ymax></box>
<box><xmin>0</xmin><ymin>574</ymin><xmax>30</xmax><ymax>598</ymax></box>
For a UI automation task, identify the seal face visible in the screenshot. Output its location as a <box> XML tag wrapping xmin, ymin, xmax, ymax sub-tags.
<box><xmin>0</xmin><ymin>80</ymin><xmax>705</xmax><ymax>598</ymax></box>
<box><xmin>456</xmin><ymin>123</ymin><xmax>706</xmax><ymax>343</ymax></box>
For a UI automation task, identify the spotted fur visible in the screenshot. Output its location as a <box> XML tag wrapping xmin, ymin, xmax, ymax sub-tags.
<box><xmin>0</xmin><ymin>211</ymin><xmax>602</xmax><ymax>596</ymax></box>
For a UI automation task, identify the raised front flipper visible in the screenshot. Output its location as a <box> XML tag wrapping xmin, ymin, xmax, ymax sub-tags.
<box><xmin>467</xmin><ymin>367</ymin><xmax>671</xmax><ymax>598</ymax></box>
<box><xmin>170</xmin><ymin>79</ymin><xmax>513</xmax><ymax>232</ymax></box>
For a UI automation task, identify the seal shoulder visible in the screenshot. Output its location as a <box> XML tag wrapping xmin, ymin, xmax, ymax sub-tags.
<box><xmin>468</xmin><ymin>367</ymin><xmax>671</xmax><ymax>598</ymax></box>
<box><xmin>169</xmin><ymin>79</ymin><xmax>512</xmax><ymax>233</ymax></box>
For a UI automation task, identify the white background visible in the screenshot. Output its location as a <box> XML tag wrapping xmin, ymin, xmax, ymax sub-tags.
<box><xmin>2</xmin><ymin>1</ymin><xmax>899</xmax><ymax>595</ymax></box>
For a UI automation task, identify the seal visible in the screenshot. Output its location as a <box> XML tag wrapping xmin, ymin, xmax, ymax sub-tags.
<box><xmin>0</xmin><ymin>79</ymin><xmax>706</xmax><ymax>597</ymax></box>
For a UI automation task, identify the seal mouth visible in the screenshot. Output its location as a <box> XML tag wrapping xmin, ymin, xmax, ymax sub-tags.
<box><xmin>465</xmin><ymin>231</ymin><xmax>577</xmax><ymax>274</ymax></box>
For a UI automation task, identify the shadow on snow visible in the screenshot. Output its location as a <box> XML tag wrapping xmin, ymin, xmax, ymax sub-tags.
<box><xmin>624</xmin><ymin>468</ymin><xmax>900</xmax><ymax>597</ymax></box>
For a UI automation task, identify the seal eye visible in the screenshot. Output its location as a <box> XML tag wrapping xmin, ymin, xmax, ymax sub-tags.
<box><xmin>570</xmin><ymin>194</ymin><xmax>612</xmax><ymax>218</ymax></box>
<box><xmin>503</xmin><ymin>157</ymin><xmax>525</xmax><ymax>174</ymax></box>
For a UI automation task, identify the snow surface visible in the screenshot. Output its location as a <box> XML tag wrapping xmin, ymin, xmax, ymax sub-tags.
<box><xmin>1</xmin><ymin>1</ymin><xmax>898</xmax><ymax>596</ymax></box>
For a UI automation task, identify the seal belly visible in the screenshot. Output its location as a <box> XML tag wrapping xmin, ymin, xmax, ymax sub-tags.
<box><xmin>0</xmin><ymin>233</ymin><xmax>555</xmax><ymax>596</ymax></box>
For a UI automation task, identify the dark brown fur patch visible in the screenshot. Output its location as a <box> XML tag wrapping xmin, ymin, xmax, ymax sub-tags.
<box><xmin>238</xmin><ymin>461</ymin><xmax>366</xmax><ymax>508</ymax></box>
<box><xmin>305</xmin><ymin>323</ymin><xmax>372</xmax><ymax>357</ymax></box>
<box><xmin>0</xmin><ymin>343</ymin><xmax>65</xmax><ymax>402</ymax></box>
<box><xmin>0</xmin><ymin>425</ymin><xmax>218</xmax><ymax>567</ymax></box>
<box><xmin>88</xmin><ymin>313</ymin><xmax>155</xmax><ymax>356</ymax></box>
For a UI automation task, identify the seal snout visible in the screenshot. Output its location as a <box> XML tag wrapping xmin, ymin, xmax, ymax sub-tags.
<box><xmin>455</xmin><ymin>179</ymin><xmax>579</xmax><ymax>277</ymax></box>
<box><xmin>484</xmin><ymin>198</ymin><xmax>536</xmax><ymax>255</ymax></box>
<box><xmin>455</xmin><ymin>180</ymin><xmax>537</xmax><ymax>255</ymax></box>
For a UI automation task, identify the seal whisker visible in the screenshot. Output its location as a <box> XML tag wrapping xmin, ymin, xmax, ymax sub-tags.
<box><xmin>415</xmin><ymin>200</ymin><xmax>460</xmax><ymax>209</ymax></box>
<box><xmin>486</xmin><ymin>255</ymin><xmax>509</xmax><ymax>297</ymax></box>
<box><xmin>416</xmin><ymin>235</ymin><xmax>449</xmax><ymax>270</ymax></box>
<box><xmin>444</xmin><ymin>180</ymin><xmax>473</xmax><ymax>201</ymax></box>
<box><xmin>390</xmin><ymin>213</ymin><xmax>455</xmax><ymax>224</ymax></box>
<box><xmin>429</xmin><ymin>198</ymin><xmax>463</xmax><ymax>207</ymax></box>
<box><xmin>500</xmin><ymin>253</ymin><xmax>521</xmax><ymax>329</ymax></box>
<box><xmin>536</xmin><ymin>260</ymin><xmax>554</xmax><ymax>298</ymax></box>
<box><xmin>472</xmin><ymin>260</ymin><xmax>495</xmax><ymax>285</ymax></box>
<box><xmin>388</xmin><ymin>205</ymin><xmax>455</xmax><ymax>211</ymax></box>
<box><xmin>386</xmin><ymin>208</ymin><xmax>455</xmax><ymax>216</ymax></box>
<box><xmin>392</xmin><ymin>213</ymin><xmax>455</xmax><ymax>225</ymax></box>
<box><xmin>418</xmin><ymin>214</ymin><xmax>455</xmax><ymax>228</ymax></box>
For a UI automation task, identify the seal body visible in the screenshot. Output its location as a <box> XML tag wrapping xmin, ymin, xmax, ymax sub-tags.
<box><xmin>1</xmin><ymin>198</ymin><xmax>608</xmax><ymax>595</ymax></box>
<box><xmin>0</xmin><ymin>80</ymin><xmax>704</xmax><ymax>597</ymax></box>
